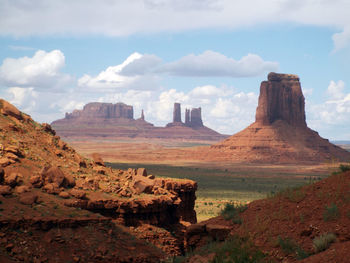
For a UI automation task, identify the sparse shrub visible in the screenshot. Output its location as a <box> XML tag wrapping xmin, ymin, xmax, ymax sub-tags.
<box><xmin>339</xmin><ymin>164</ymin><xmax>350</xmax><ymax>173</ymax></box>
<box><xmin>323</xmin><ymin>203</ymin><xmax>339</xmax><ymax>221</ymax></box>
<box><xmin>212</xmin><ymin>236</ymin><xmax>266</xmax><ymax>263</ymax></box>
<box><xmin>277</xmin><ymin>236</ymin><xmax>297</xmax><ymax>254</ymax></box>
<box><xmin>313</xmin><ymin>233</ymin><xmax>336</xmax><ymax>253</ymax></box>
<box><xmin>220</xmin><ymin>203</ymin><xmax>247</xmax><ymax>224</ymax></box>
<box><xmin>277</xmin><ymin>236</ymin><xmax>309</xmax><ymax>259</ymax></box>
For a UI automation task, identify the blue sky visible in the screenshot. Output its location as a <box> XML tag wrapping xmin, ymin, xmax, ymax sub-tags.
<box><xmin>0</xmin><ymin>0</ymin><xmax>350</xmax><ymax>140</ymax></box>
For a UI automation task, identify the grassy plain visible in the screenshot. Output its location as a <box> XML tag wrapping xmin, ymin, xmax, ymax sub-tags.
<box><xmin>107</xmin><ymin>162</ymin><xmax>333</xmax><ymax>221</ymax></box>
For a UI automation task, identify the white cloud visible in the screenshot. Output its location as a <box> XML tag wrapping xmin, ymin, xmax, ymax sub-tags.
<box><xmin>1</xmin><ymin>1</ymin><xmax>350</xmax><ymax>50</ymax></box>
<box><xmin>307</xmin><ymin>80</ymin><xmax>350</xmax><ymax>139</ymax></box>
<box><xmin>78</xmin><ymin>52</ymin><xmax>160</xmax><ymax>91</ymax></box>
<box><xmin>5</xmin><ymin>87</ymin><xmax>37</xmax><ymax>112</ymax></box>
<box><xmin>158</xmin><ymin>51</ymin><xmax>279</xmax><ymax>77</ymax></box>
<box><xmin>327</xmin><ymin>80</ymin><xmax>345</xmax><ymax>100</ymax></box>
<box><xmin>78</xmin><ymin>51</ymin><xmax>278</xmax><ymax>92</ymax></box>
<box><xmin>0</xmin><ymin>49</ymin><xmax>72</xmax><ymax>90</ymax></box>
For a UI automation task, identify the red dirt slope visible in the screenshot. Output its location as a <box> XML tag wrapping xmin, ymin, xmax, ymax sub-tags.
<box><xmin>186</xmin><ymin>169</ymin><xmax>350</xmax><ymax>262</ymax></box>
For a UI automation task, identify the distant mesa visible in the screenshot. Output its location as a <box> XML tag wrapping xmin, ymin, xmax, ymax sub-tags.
<box><xmin>51</xmin><ymin>101</ymin><xmax>226</xmax><ymax>141</ymax></box>
<box><xmin>212</xmin><ymin>72</ymin><xmax>350</xmax><ymax>163</ymax></box>
<box><xmin>65</xmin><ymin>102</ymin><xmax>134</xmax><ymax>120</ymax></box>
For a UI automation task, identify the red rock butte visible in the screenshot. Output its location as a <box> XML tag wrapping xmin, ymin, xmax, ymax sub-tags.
<box><xmin>212</xmin><ymin>72</ymin><xmax>350</xmax><ymax>163</ymax></box>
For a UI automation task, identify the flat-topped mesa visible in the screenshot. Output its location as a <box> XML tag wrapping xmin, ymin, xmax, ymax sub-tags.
<box><xmin>255</xmin><ymin>72</ymin><xmax>306</xmax><ymax>127</ymax></box>
<box><xmin>65</xmin><ymin>102</ymin><xmax>134</xmax><ymax>120</ymax></box>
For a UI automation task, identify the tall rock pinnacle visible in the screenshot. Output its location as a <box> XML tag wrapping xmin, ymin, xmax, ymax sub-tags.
<box><xmin>255</xmin><ymin>72</ymin><xmax>306</xmax><ymax>127</ymax></box>
<box><xmin>173</xmin><ymin>103</ymin><xmax>182</xmax><ymax>123</ymax></box>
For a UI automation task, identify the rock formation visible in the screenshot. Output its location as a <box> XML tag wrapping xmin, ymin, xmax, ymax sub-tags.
<box><xmin>65</xmin><ymin>102</ymin><xmax>133</xmax><ymax>120</ymax></box>
<box><xmin>173</xmin><ymin>102</ymin><xmax>182</xmax><ymax>123</ymax></box>
<box><xmin>255</xmin><ymin>73</ymin><xmax>306</xmax><ymax>127</ymax></box>
<box><xmin>185</xmin><ymin>109</ymin><xmax>190</xmax><ymax>126</ymax></box>
<box><xmin>212</xmin><ymin>72</ymin><xmax>350</xmax><ymax>163</ymax></box>
<box><xmin>187</xmin><ymin>107</ymin><xmax>204</xmax><ymax>128</ymax></box>
<box><xmin>52</xmin><ymin>101</ymin><xmax>226</xmax><ymax>141</ymax></box>
<box><xmin>167</xmin><ymin>103</ymin><xmax>204</xmax><ymax>128</ymax></box>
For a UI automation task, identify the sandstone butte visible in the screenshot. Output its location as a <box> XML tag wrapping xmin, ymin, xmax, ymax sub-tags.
<box><xmin>51</xmin><ymin>102</ymin><xmax>227</xmax><ymax>141</ymax></box>
<box><xmin>211</xmin><ymin>72</ymin><xmax>350</xmax><ymax>163</ymax></box>
<box><xmin>0</xmin><ymin>98</ymin><xmax>198</xmax><ymax>262</ymax></box>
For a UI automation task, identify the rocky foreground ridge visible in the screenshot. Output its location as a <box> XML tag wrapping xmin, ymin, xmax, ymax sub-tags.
<box><xmin>0</xmin><ymin>99</ymin><xmax>197</xmax><ymax>262</ymax></box>
<box><xmin>51</xmin><ymin>102</ymin><xmax>227</xmax><ymax>141</ymax></box>
<box><xmin>211</xmin><ymin>72</ymin><xmax>350</xmax><ymax>163</ymax></box>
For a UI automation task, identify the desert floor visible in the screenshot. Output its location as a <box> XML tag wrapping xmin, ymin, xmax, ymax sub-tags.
<box><xmin>67</xmin><ymin>138</ymin><xmax>343</xmax><ymax>221</ymax></box>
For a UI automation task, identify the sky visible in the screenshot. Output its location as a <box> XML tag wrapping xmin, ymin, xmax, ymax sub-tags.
<box><xmin>0</xmin><ymin>0</ymin><xmax>350</xmax><ymax>140</ymax></box>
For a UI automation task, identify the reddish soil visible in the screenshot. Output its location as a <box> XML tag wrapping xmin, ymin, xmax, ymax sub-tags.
<box><xmin>186</xmin><ymin>170</ymin><xmax>350</xmax><ymax>262</ymax></box>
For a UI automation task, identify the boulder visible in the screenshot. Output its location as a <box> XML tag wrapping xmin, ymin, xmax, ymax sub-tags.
<box><xmin>136</xmin><ymin>168</ymin><xmax>147</xmax><ymax>177</ymax></box>
<box><xmin>19</xmin><ymin>193</ymin><xmax>38</xmax><ymax>205</ymax></box>
<box><xmin>41</xmin><ymin>165</ymin><xmax>65</xmax><ymax>187</ymax></box>
<box><xmin>205</xmin><ymin>224</ymin><xmax>231</xmax><ymax>241</ymax></box>
<box><xmin>130</xmin><ymin>174</ymin><xmax>155</xmax><ymax>194</ymax></box>
<box><xmin>63</xmin><ymin>174</ymin><xmax>76</xmax><ymax>188</ymax></box>
<box><xmin>4</xmin><ymin>172</ymin><xmax>23</xmax><ymax>187</ymax></box>
<box><xmin>0</xmin><ymin>157</ymin><xmax>14</xmax><ymax>167</ymax></box>
<box><xmin>59</xmin><ymin>191</ymin><xmax>70</xmax><ymax>199</ymax></box>
<box><xmin>0</xmin><ymin>185</ymin><xmax>12</xmax><ymax>195</ymax></box>
<box><xmin>42</xmin><ymin>183</ymin><xmax>61</xmax><ymax>194</ymax></box>
<box><xmin>15</xmin><ymin>185</ymin><xmax>30</xmax><ymax>194</ymax></box>
<box><xmin>41</xmin><ymin>123</ymin><xmax>56</xmax><ymax>135</ymax></box>
<box><xmin>30</xmin><ymin>175</ymin><xmax>44</xmax><ymax>188</ymax></box>
<box><xmin>69</xmin><ymin>189</ymin><xmax>86</xmax><ymax>199</ymax></box>
<box><xmin>92</xmin><ymin>153</ymin><xmax>105</xmax><ymax>166</ymax></box>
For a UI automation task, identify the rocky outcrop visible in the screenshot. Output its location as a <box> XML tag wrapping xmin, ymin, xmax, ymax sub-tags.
<box><xmin>65</xmin><ymin>102</ymin><xmax>133</xmax><ymax>120</ymax></box>
<box><xmin>173</xmin><ymin>103</ymin><xmax>182</xmax><ymax>123</ymax></box>
<box><xmin>187</xmin><ymin>107</ymin><xmax>203</xmax><ymax>128</ymax></box>
<box><xmin>167</xmin><ymin>103</ymin><xmax>204</xmax><ymax>129</ymax></box>
<box><xmin>256</xmin><ymin>72</ymin><xmax>306</xmax><ymax>127</ymax></box>
<box><xmin>212</xmin><ymin>72</ymin><xmax>350</xmax><ymax>163</ymax></box>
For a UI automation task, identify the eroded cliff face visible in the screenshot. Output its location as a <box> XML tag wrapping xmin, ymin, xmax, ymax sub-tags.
<box><xmin>255</xmin><ymin>73</ymin><xmax>306</xmax><ymax>127</ymax></box>
<box><xmin>212</xmin><ymin>72</ymin><xmax>350</xmax><ymax>163</ymax></box>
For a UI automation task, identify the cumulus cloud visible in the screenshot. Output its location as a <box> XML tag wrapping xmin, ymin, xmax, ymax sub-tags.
<box><xmin>80</xmin><ymin>51</ymin><xmax>278</xmax><ymax>92</ymax></box>
<box><xmin>307</xmin><ymin>80</ymin><xmax>350</xmax><ymax>139</ymax></box>
<box><xmin>0</xmin><ymin>49</ymin><xmax>72</xmax><ymax>91</ymax></box>
<box><xmin>1</xmin><ymin>0</ymin><xmax>350</xmax><ymax>50</ymax></box>
<box><xmin>78</xmin><ymin>52</ymin><xmax>160</xmax><ymax>91</ymax></box>
<box><xmin>158</xmin><ymin>51</ymin><xmax>279</xmax><ymax>77</ymax></box>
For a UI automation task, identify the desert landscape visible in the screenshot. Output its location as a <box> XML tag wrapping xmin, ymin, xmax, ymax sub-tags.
<box><xmin>1</xmin><ymin>1</ymin><xmax>350</xmax><ymax>262</ymax></box>
<box><xmin>2</xmin><ymin>71</ymin><xmax>350</xmax><ymax>262</ymax></box>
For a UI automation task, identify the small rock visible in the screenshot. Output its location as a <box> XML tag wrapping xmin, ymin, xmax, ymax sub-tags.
<box><xmin>30</xmin><ymin>175</ymin><xmax>43</xmax><ymax>188</ymax></box>
<box><xmin>19</xmin><ymin>193</ymin><xmax>38</xmax><ymax>205</ymax></box>
<box><xmin>0</xmin><ymin>185</ymin><xmax>12</xmax><ymax>195</ymax></box>
<box><xmin>15</xmin><ymin>185</ymin><xmax>30</xmax><ymax>194</ymax></box>
<box><xmin>59</xmin><ymin>191</ymin><xmax>70</xmax><ymax>199</ymax></box>
<box><xmin>4</xmin><ymin>172</ymin><xmax>22</xmax><ymax>187</ymax></box>
<box><xmin>69</xmin><ymin>189</ymin><xmax>86</xmax><ymax>199</ymax></box>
